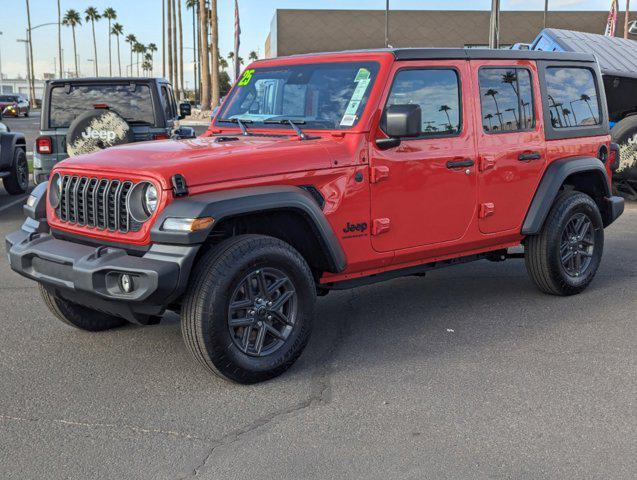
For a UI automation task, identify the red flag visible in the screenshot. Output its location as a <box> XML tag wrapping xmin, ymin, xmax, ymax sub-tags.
<box><xmin>234</xmin><ymin>0</ymin><xmax>241</xmax><ymax>80</ymax></box>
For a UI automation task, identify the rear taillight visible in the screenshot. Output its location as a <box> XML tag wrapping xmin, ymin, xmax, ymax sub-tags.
<box><xmin>609</xmin><ymin>142</ymin><xmax>620</xmax><ymax>171</ymax></box>
<box><xmin>36</xmin><ymin>136</ymin><xmax>53</xmax><ymax>154</ymax></box>
<box><xmin>153</xmin><ymin>133</ymin><xmax>170</xmax><ymax>140</ymax></box>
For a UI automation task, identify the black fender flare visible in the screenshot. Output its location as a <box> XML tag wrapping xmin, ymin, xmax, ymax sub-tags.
<box><xmin>522</xmin><ymin>156</ymin><xmax>611</xmax><ymax>235</ymax></box>
<box><xmin>0</xmin><ymin>131</ymin><xmax>27</xmax><ymax>170</ymax></box>
<box><xmin>150</xmin><ymin>185</ymin><xmax>347</xmax><ymax>273</ymax></box>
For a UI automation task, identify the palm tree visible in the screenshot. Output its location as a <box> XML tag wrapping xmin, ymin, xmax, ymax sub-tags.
<box><xmin>484</xmin><ymin>113</ymin><xmax>494</xmax><ymax>131</ymax></box>
<box><xmin>501</xmin><ymin>70</ymin><xmax>525</xmax><ymax>126</ymax></box>
<box><xmin>57</xmin><ymin>0</ymin><xmax>63</xmax><ymax>78</ymax></box>
<box><xmin>438</xmin><ymin>105</ymin><xmax>453</xmax><ymax>131</ymax></box>
<box><xmin>561</xmin><ymin>107</ymin><xmax>572</xmax><ymax>127</ymax></box>
<box><xmin>147</xmin><ymin>43</ymin><xmax>158</xmax><ymax>76</ymax></box>
<box><xmin>85</xmin><ymin>7</ymin><xmax>101</xmax><ymax>76</ymax></box>
<box><xmin>580</xmin><ymin>94</ymin><xmax>597</xmax><ymax>123</ymax></box>
<box><xmin>219</xmin><ymin>57</ymin><xmax>228</xmax><ymax>71</ymax></box>
<box><xmin>103</xmin><ymin>8</ymin><xmax>117</xmax><ymax>76</ymax></box>
<box><xmin>177</xmin><ymin>0</ymin><xmax>185</xmax><ymax>99</ymax></box>
<box><xmin>125</xmin><ymin>34</ymin><xmax>136</xmax><ymax>76</ymax></box>
<box><xmin>134</xmin><ymin>43</ymin><xmax>146</xmax><ymax>76</ymax></box>
<box><xmin>227</xmin><ymin>51</ymin><xmax>235</xmax><ymax>76</ymax></box>
<box><xmin>142</xmin><ymin>60</ymin><xmax>153</xmax><ymax>76</ymax></box>
<box><xmin>63</xmin><ymin>9</ymin><xmax>81</xmax><ymax>77</ymax></box>
<box><xmin>167</xmin><ymin>0</ymin><xmax>174</xmax><ymax>86</ymax></box>
<box><xmin>249</xmin><ymin>50</ymin><xmax>258</xmax><ymax>61</ymax></box>
<box><xmin>112</xmin><ymin>23</ymin><xmax>124</xmax><ymax>76</ymax></box>
<box><xmin>198</xmin><ymin>0</ymin><xmax>211</xmax><ymax>108</ymax></box>
<box><xmin>484</xmin><ymin>88</ymin><xmax>504</xmax><ymax>129</ymax></box>
<box><xmin>210</xmin><ymin>0</ymin><xmax>220</xmax><ymax>107</ymax></box>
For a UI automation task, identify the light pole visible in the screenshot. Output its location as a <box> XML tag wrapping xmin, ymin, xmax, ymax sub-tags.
<box><xmin>489</xmin><ymin>0</ymin><xmax>501</xmax><ymax>49</ymax></box>
<box><xmin>625</xmin><ymin>1</ymin><xmax>631</xmax><ymax>39</ymax></box>
<box><xmin>16</xmin><ymin>39</ymin><xmax>31</xmax><ymax>102</ymax></box>
<box><xmin>544</xmin><ymin>0</ymin><xmax>549</xmax><ymax>29</ymax></box>
<box><xmin>0</xmin><ymin>31</ymin><xmax>4</xmax><ymax>94</ymax></box>
<box><xmin>385</xmin><ymin>0</ymin><xmax>390</xmax><ymax>48</ymax></box>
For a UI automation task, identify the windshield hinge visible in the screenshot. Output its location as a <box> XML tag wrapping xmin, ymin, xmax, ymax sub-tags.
<box><xmin>172</xmin><ymin>174</ymin><xmax>189</xmax><ymax>197</ymax></box>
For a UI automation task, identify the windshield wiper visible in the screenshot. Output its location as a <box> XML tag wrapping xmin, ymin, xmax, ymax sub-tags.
<box><xmin>218</xmin><ymin>117</ymin><xmax>252</xmax><ymax>136</ymax></box>
<box><xmin>264</xmin><ymin>119</ymin><xmax>308</xmax><ymax>140</ymax></box>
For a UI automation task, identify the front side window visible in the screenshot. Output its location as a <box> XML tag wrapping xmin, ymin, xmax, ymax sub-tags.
<box><xmin>161</xmin><ymin>86</ymin><xmax>174</xmax><ymax>119</ymax></box>
<box><xmin>215</xmin><ymin>61</ymin><xmax>380</xmax><ymax>130</ymax></box>
<box><xmin>479</xmin><ymin>68</ymin><xmax>535</xmax><ymax>133</ymax></box>
<box><xmin>385</xmin><ymin>69</ymin><xmax>461</xmax><ymax>137</ymax></box>
<box><xmin>545</xmin><ymin>67</ymin><xmax>600</xmax><ymax>128</ymax></box>
<box><xmin>49</xmin><ymin>84</ymin><xmax>155</xmax><ymax>128</ymax></box>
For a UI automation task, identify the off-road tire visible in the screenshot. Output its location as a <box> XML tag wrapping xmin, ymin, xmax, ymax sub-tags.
<box><xmin>181</xmin><ymin>235</ymin><xmax>316</xmax><ymax>384</ymax></box>
<box><xmin>3</xmin><ymin>148</ymin><xmax>29</xmax><ymax>195</ymax></box>
<box><xmin>24</xmin><ymin>109</ymin><xmax>29</xmax><ymax>118</ymax></box>
<box><xmin>39</xmin><ymin>284</ymin><xmax>128</xmax><ymax>331</ymax></box>
<box><xmin>525</xmin><ymin>190</ymin><xmax>604</xmax><ymax>296</ymax></box>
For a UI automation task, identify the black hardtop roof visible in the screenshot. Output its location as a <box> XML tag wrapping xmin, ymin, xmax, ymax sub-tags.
<box><xmin>262</xmin><ymin>47</ymin><xmax>596</xmax><ymax>63</ymax></box>
<box><xmin>47</xmin><ymin>77</ymin><xmax>170</xmax><ymax>85</ymax></box>
<box><xmin>536</xmin><ymin>28</ymin><xmax>637</xmax><ymax>79</ymax></box>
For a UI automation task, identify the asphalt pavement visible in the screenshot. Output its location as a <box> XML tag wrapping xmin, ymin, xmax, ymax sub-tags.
<box><xmin>0</xmin><ymin>194</ymin><xmax>635</xmax><ymax>479</ymax></box>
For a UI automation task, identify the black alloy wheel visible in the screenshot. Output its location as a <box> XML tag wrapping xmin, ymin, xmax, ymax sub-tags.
<box><xmin>559</xmin><ymin>212</ymin><xmax>595</xmax><ymax>278</ymax></box>
<box><xmin>227</xmin><ymin>267</ymin><xmax>297</xmax><ymax>357</ymax></box>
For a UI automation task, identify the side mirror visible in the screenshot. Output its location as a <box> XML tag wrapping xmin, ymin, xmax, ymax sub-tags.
<box><xmin>376</xmin><ymin>104</ymin><xmax>422</xmax><ymax>150</ymax></box>
<box><xmin>178</xmin><ymin>101</ymin><xmax>192</xmax><ymax>120</ymax></box>
<box><xmin>173</xmin><ymin>126</ymin><xmax>196</xmax><ymax>140</ymax></box>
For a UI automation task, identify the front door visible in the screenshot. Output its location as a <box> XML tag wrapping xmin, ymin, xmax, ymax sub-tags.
<box><xmin>370</xmin><ymin>61</ymin><xmax>478</xmax><ymax>253</ymax></box>
<box><xmin>471</xmin><ymin>60</ymin><xmax>547</xmax><ymax>234</ymax></box>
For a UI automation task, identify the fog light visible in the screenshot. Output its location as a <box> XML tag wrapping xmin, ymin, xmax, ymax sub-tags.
<box><xmin>119</xmin><ymin>274</ymin><xmax>134</xmax><ymax>293</ymax></box>
<box><xmin>26</xmin><ymin>195</ymin><xmax>37</xmax><ymax>208</ymax></box>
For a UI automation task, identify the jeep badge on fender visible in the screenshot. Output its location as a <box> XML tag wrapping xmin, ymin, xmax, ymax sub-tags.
<box><xmin>6</xmin><ymin>48</ymin><xmax>624</xmax><ymax>384</ymax></box>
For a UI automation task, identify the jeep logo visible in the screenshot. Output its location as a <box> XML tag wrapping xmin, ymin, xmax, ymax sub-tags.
<box><xmin>82</xmin><ymin>127</ymin><xmax>117</xmax><ymax>142</ymax></box>
<box><xmin>343</xmin><ymin>222</ymin><xmax>367</xmax><ymax>233</ymax></box>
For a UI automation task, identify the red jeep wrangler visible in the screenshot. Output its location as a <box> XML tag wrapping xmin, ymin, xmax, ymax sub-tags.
<box><xmin>6</xmin><ymin>49</ymin><xmax>625</xmax><ymax>383</ymax></box>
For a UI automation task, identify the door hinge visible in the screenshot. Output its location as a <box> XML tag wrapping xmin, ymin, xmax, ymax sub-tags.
<box><xmin>479</xmin><ymin>156</ymin><xmax>496</xmax><ymax>172</ymax></box>
<box><xmin>372</xmin><ymin>218</ymin><xmax>391</xmax><ymax>235</ymax></box>
<box><xmin>479</xmin><ymin>202</ymin><xmax>496</xmax><ymax>219</ymax></box>
<box><xmin>370</xmin><ymin>166</ymin><xmax>390</xmax><ymax>183</ymax></box>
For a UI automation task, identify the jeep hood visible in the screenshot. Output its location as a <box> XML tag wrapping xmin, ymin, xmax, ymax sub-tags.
<box><xmin>55</xmin><ymin>135</ymin><xmax>336</xmax><ymax>190</ymax></box>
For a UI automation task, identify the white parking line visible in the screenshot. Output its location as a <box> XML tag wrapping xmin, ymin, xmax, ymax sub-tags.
<box><xmin>0</xmin><ymin>196</ymin><xmax>27</xmax><ymax>214</ymax></box>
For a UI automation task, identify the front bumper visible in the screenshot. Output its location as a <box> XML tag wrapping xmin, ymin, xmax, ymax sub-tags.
<box><xmin>605</xmin><ymin>196</ymin><xmax>625</xmax><ymax>226</ymax></box>
<box><xmin>6</xmin><ymin>227</ymin><xmax>199</xmax><ymax>323</ymax></box>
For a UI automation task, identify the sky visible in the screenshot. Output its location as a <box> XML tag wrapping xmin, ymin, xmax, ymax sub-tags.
<box><xmin>0</xmin><ymin>0</ymin><xmax>619</xmax><ymax>82</ymax></box>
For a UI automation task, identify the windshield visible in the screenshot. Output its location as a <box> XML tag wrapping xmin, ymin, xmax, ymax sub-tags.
<box><xmin>0</xmin><ymin>96</ymin><xmax>18</xmax><ymax>102</ymax></box>
<box><xmin>48</xmin><ymin>84</ymin><xmax>155</xmax><ymax>128</ymax></box>
<box><xmin>215</xmin><ymin>61</ymin><xmax>380</xmax><ymax>130</ymax></box>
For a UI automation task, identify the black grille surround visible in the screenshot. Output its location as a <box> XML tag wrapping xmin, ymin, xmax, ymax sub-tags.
<box><xmin>56</xmin><ymin>175</ymin><xmax>144</xmax><ymax>233</ymax></box>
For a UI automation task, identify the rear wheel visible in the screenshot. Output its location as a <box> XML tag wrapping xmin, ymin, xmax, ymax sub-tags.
<box><xmin>39</xmin><ymin>284</ymin><xmax>128</xmax><ymax>331</ymax></box>
<box><xmin>3</xmin><ymin>148</ymin><xmax>29</xmax><ymax>195</ymax></box>
<box><xmin>181</xmin><ymin>235</ymin><xmax>315</xmax><ymax>384</ymax></box>
<box><xmin>525</xmin><ymin>190</ymin><xmax>604</xmax><ymax>296</ymax></box>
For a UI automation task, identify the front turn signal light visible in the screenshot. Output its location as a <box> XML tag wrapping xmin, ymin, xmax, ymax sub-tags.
<box><xmin>161</xmin><ymin>216</ymin><xmax>214</xmax><ymax>232</ymax></box>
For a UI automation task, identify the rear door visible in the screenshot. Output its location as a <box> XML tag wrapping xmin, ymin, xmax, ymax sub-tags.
<box><xmin>471</xmin><ymin>60</ymin><xmax>546</xmax><ymax>234</ymax></box>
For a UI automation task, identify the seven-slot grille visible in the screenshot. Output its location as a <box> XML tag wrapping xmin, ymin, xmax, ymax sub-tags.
<box><xmin>57</xmin><ymin>175</ymin><xmax>143</xmax><ymax>233</ymax></box>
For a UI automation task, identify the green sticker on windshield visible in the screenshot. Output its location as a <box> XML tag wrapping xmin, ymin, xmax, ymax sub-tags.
<box><xmin>238</xmin><ymin>69</ymin><xmax>255</xmax><ymax>86</ymax></box>
<box><xmin>354</xmin><ymin>68</ymin><xmax>370</xmax><ymax>82</ymax></box>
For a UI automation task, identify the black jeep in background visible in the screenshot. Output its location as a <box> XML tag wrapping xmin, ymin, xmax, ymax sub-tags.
<box><xmin>33</xmin><ymin>77</ymin><xmax>193</xmax><ymax>185</ymax></box>
<box><xmin>0</xmin><ymin>111</ymin><xmax>29</xmax><ymax>195</ymax></box>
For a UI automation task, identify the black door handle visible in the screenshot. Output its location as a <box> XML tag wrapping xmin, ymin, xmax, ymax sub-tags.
<box><xmin>446</xmin><ymin>159</ymin><xmax>474</xmax><ymax>169</ymax></box>
<box><xmin>518</xmin><ymin>152</ymin><xmax>542</xmax><ymax>161</ymax></box>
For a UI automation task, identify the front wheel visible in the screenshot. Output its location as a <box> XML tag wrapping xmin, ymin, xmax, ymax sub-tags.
<box><xmin>181</xmin><ymin>235</ymin><xmax>316</xmax><ymax>384</ymax></box>
<box><xmin>525</xmin><ymin>190</ymin><xmax>604</xmax><ymax>296</ymax></box>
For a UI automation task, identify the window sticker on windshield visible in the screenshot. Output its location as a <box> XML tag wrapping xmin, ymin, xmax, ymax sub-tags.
<box><xmin>340</xmin><ymin>77</ymin><xmax>371</xmax><ymax>126</ymax></box>
<box><xmin>355</xmin><ymin>68</ymin><xmax>370</xmax><ymax>82</ymax></box>
<box><xmin>238</xmin><ymin>69</ymin><xmax>255</xmax><ymax>86</ymax></box>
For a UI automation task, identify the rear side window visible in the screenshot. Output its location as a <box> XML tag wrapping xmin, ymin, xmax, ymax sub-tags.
<box><xmin>386</xmin><ymin>69</ymin><xmax>461</xmax><ymax>137</ymax></box>
<box><xmin>161</xmin><ymin>86</ymin><xmax>175</xmax><ymax>119</ymax></box>
<box><xmin>478</xmin><ymin>68</ymin><xmax>535</xmax><ymax>133</ymax></box>
<box><xmin>545</xmin><ymin>67</ymin><xmax>600</xmax><ymax>128</ymax></box>
<box><xmin>49</xmin><ymin>84</ymin><xmax>155</xmax><ymax>128</ymax></box>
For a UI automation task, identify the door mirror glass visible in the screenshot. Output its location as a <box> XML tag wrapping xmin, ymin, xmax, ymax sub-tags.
<box><xmin>178</xmin><ymin>101</ymin><xmax>191</xmax><ymax>120</ymax></box>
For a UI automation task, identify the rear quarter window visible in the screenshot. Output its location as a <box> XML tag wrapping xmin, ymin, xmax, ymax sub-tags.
<box><xmin>545</xmin><ymin>67</ymin><xmax>600</xmax><ymax>128</ymax></box>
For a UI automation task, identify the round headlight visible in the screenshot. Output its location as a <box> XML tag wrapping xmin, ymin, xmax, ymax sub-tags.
<box><xmin>144</xmin><ymin>184</ymin><xmax>158</xmax><ymax>215</ymax></box>
<box><xmin>49</xmin><ymin>173</ymin><xmax>62</xmax><ymax>208</ymax></box>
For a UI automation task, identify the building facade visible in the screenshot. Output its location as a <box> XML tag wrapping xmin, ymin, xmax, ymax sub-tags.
<box><xmin>265</xmin><ymin>9</ymin><xmax>630</xmax><ymax>58</ymax></box>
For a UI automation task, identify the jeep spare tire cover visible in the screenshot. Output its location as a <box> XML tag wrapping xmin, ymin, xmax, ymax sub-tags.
<box><xmin>66</xmin><ymin>109</ymin><xmax>134</xmax><ymax>157</ymax></box>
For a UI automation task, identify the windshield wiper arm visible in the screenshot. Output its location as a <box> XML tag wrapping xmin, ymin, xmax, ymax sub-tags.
<box><xmin>264</xmin><ymin>119</ymin><xmax>307</xmax><ymax>140</ymax></box>
<box><xmin>218</xmin><ymin>117</ymin><xmax>252</xmax><ymax>136</ymax></box>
